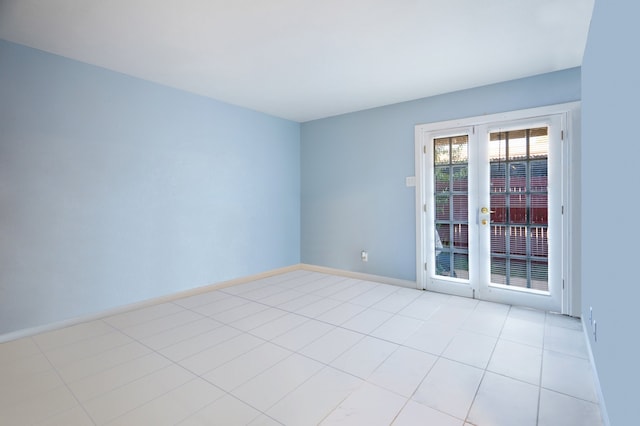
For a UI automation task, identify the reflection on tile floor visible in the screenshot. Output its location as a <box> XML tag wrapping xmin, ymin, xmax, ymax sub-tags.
<box><xmin>0</xmin><ymin>270</ymin><xmax>603</xmax><ymax>425</ymax></box>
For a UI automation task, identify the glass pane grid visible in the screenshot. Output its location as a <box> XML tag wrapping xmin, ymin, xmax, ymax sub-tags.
<box><xmin>488</xmin><ymin>127</ymin><xmax>549</xmax><ymax>291</ymax></box>
<box><xmin>433</xmin><ymin>135</ymin><xmax>468</xmax><ymax>280</ymax></box>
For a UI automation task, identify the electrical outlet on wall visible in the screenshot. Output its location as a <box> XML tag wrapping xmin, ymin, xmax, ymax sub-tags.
<box><xmin>361</xmin><ymin>250</ymin><xmax>368</xmax><ymax>262</ymax></box>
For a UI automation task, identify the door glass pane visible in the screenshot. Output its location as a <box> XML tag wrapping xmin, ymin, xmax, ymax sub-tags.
<box><xmin>508</xmin><ymin>130</ymin><xmax>527</xmax><ymax>160</ymax></box>
<box><xmin>490</xmin><ymin>163</ymin><xmax>507</xmax><ymax>192</ymax></box>
<box><xmin>453</xmin><ymin>253</ymin><xmax>469</xmax><ymax>279</ymax></box>
<box><xmin>488</xmin><ymin>127</ymin><xmax>549</xmax><ymax>291</ymax></box>
<box><xmin>453</xmin><ymin>195</ymin><xmax>468</xmax><ymax>221</ymax></box>
<box><xmin>491</xmin><ymin>194</ymin><xmax>507</xmax><ymax>223</ymax></box>
<box><xmin>509</xmin><ymin>194</ymin><xmax>527</xmax><ymax>223</ymax></box>
<box><xmin>434</xmin><ymin>139</ymin><xmax>450</xmax><ymax>164</ymax></box>
<box><xmin>433</xmin><ymin>135</ymin><xmax>469</xmax><ymax>279</ymax></box>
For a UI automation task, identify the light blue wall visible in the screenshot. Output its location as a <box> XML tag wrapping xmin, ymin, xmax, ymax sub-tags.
<box><xmin>301</xmin><ymin>69</ymin><xmax>581</xmax><ymax>281</ymax></box>
<box><xmin>582</xmin><ymin>1</ymin><xmax>639</xmax><ymax>424</ymax></box>
<box><xmin>0</xmin><ymin>40</ymin><xmax>300</xmax><ymax>335</ymax></box>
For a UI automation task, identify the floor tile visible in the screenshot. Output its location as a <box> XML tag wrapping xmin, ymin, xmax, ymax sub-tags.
<box><xmin>178</xmin><ymin>333</ymin><xmax>264</xmax><ymax>375</ymax></box>
<box><xmin>241</xmin><ymin>284</ymin><xmax>289</xmax><ymax>301</ymax></box>
<box><xmin>341</xmin><ymin>307</ymin><xmax>394</xmax><ymax>335</ymax></box>
<box><xmin>120</xmin><ymin>309</ymin><xmax>204</xmax><ymax>340</ymax></box>
<box><xmin>543</xmin><ymin>325</ymin><xmax>589</xmax><ymax>359</ymax></box>
<box><xmin>0</xmin><ymin>337</ymin><xmax>41</xmax><ymax>364</ymax></box>
<box><xmin>247</xmin><ymin>414</ymin><xmax>284</xmax><ymax>426</ymax></box>
<box><xmin>35</xmin><ymin>405</ymin><xmax>95</xmax><ymax>426</ymax></box>
<box><xmin>393</xmin><ymin>400</ymin><xmax>463</xmax><ymax>426</ymax></box>
<box><xmin>232</xmin><ymin>353</ymin><xmax>324</xmax><ymax>411</ymax></box>
<box><xmin>467</xmin><ymin>372</ymin><xmax>539</xmax><ymax>426</ymax></box>
<box><xmin>508</xmin><ymin>306</ymin><xmax>546</xmax><ymax>322</ymax></box>
<box><xmin>295</xmin><ymin>297</ymin><xmax>344</xmax><ymax>318</ymax></box>
<box><xmin>57</xmin><ymin>340</ymin><xmax>152</xmax><ymax>383</ymax></box>
<box><xmin>229</xmin><ymin>307</ymin><xmax>288</xmax><ymax>331</ymax></box>
<box><xmin>321</xmin><ymin>382</ymin><xmax>407</xmax><ymax>426</ymax></box>
<box><xmin>330</xmin><ymin>336</ymin><xmax>398</xmax><ymax>379</ymax></box>
<box><xmin>545</xmin><ymin>313</ymin><xmax>582</xmax><ymax>330</ymax></box>
<box><xmin>398</xmin><ymin>297</ymin><xmax>443</xmax><ymax>321</ymax></box>
<box><xmin>67</xmin><ymin>352</ymin><xmax>172</xmax><ymax>402</ymax></box>
<box><xmin>159</xmin><ymin>325</ymin><xmax>241</xmax><ymax>362</ymax></box>
<box><xmin>248</xmin><ymin>312</ymin><xmax>309</xmax><ymax>341</ymax></box>
<box><xmin>403</xmin><ymin>321</ymin><xmax>458</xmax><ymax>355</ymax></box>
<box><xmin>441</xmin><ymin>330</ymin><xmax>497</xmax><ymax>369</ymax></box>
<box><xmin>177</xmin><ymin>394</ymin><xmax>262</xmax><ymax>426</ymax></box>
<box><xmin>315</xmin><ymin>302</ymin><xmax>366</xmax><ymax>326</ymax></box>
<box><xmin>107</xmin><ymin>378</ymin><xmax>225</xmax><ymax>426</ymax></box>
<box><xmin>44</xmin><ymin>330</ymin><xmax>133</xmax><ymax>368</ymax></box>
<box><xmin>2</xmin><ymin>271</ymin><xmax>603</xmax><ymax>426</ymax></box>
<box><xmin>541</xmin><ymin>350</ymin><xmax>598</xmax><ymax>402</ymax></box>
<box><xmin>446</xmin><ymin>295</ymin><xmax>479</xmax><ymax>309</ymax></box>
<box><xmin>371</xmin><ymin>288</ymin><xmax>421</xmax><ymax>313</ymax></box>
<box><xmin>104</xmin><ymin>304</ymin><xmax>184</xmax><ymax>330</ymax></box>
<box><xmin>427</xmin><ymin>305</ymin><xmax>474</xmax><ymax>327</ymax></box>
<box><xmin>413</xmin><ymin>358</ymin><xmax>483</xmax><ymax>419</ymax></box>
<box><xmin>0</xmin><ymin>369</ymin><xmax>64</xmax><ymax>409</ymax></box>
<box><xmin>538</xmin><ymin>388</ymin><xmax>603</xmax><ymax>426</ymax></box>
<box><xmin>500</xmin><ymin>317</ymin><xmax>545</xmax><ymax>348</ymax></box>
<box><xmin>33</xmin><ymin>321</ymin><xmax>114</xmax><ymax>351</ymax></box>
<box><xmin>139</xmin><ymin>317</ymin><xmax>223</xmax><ymax>350</ymax></box>
<box><xmin>203</xmin><ymin>342</ymin><xmax>292</xmax><ymax>391</ymax></box>
<box><xmin>368</xmin><ymin>346</ymin><xmax>437</xmax><ymax>397</ymax></box>
<box><xmin>270</xmin><ymin>319</ymin><xmax>334</xmax><ymax>351</ymax></box>
<box><xmin>268</xmin><ymin>366</ymin><xmax>362</xmax><ymax>426</ymax></box>
<box><xmin>299</xmin><ymin>327</ymin><xmax>364</xmax><ymax>364</ymax></box>
<box><xmin>259</xmin><ymin>289</ymin><xmax>307</xmax><ymax>307</ymax></box>
<box><xmin>461</xmin><ymin>310</ymin><xmax>507</xmax><ymax>337</ymax></box>
<box><xmin>370</xmin><ymin>315</ymin><xmax>424</xmax><ymax>344</ymax></box>
<box><xmin>329</xmin><ymin>281</ymin><xmax>379</xmax><ymax>302</ymax></box>
<box><xmin>487</xmin><ymin>339</ymin><xmax>542</xmax><ymax>385</ymax></box>
<box><xmin>0</xmin><ymin>352</ymin><xmax>52</xmax><ymax>380</ymax></box>
<box><xmin>308</xmin><ymin>276</ymin><xmax>352</xmax><ymax>295</ymax></box>
<box><xmin>276</xmin><ymin>272</ymin><xmax>327</xmax><ymax>290</ymax></box>
<box><xmin>474</xmin><ymin>300</ymin><xmax>511</xmax><ymax>316</ymax></box>
<box><xmin>1</xmin><ymin>386</ymin><xmax>79</xmax><ymax>425</ymax></box>
<box><xmin>208</xmin><ymin>301</ymin><xmax>269</xmax><ymax>324</ymax></box>
<box><xmin>277</xmin><ymin>293</ymin><xmax>324</xmax><ymax>313</ymax></box>
<box><xmin>82</xmin><ymin>364</ymin><xmax>195</xmax><ymax>424</ymax></box>
<box><xmin>191</xmin><ymin>296</ymin><xmax>251</xmax><ymax>317</ymax></box>
<box><xmin>348</xmin><ymin>283</ymin><xmax>399</xmax><ymax>307</ymax></box>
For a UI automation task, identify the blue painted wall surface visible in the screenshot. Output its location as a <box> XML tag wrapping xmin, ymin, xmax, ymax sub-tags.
<box><xmin>0</xmin><ymin>40</ymin><xmax>300</xmax><ymax>335</ymax></box>
<box><xmin>582</xmin><ymin>1</ymin><xmax>639</xmax><ymax>424</ymax></box>
<box><xmin>301</xmin><ymin>69</ymin><xmax>581</xmax><ymax>281</ymax></box>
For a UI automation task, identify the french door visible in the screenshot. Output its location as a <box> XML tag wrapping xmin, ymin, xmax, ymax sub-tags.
<box><xmin>416</xmin><ymin>108</ymin><xmax>569</xmax><ymax>312</ymax></box>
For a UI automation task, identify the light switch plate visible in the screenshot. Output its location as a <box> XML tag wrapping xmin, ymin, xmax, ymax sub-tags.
<box><xmin>405</xmin><ymin>176</ymin><xmax>416</xmax><ymax>187</ymax></box>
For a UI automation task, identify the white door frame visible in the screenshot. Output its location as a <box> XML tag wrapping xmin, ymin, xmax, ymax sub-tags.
<box><xmin>414</xmin><ymin>102</ymin><xmax>580</xmax><ymax>315</ymax></box>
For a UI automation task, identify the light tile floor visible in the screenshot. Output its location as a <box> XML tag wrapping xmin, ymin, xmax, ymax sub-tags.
<box><xmin>0</xmin><ymin>270</ymin><xmax>604</xmax><ymax>425</ymax></box>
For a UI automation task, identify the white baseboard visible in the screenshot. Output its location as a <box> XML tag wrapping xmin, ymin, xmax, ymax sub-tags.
<box><xmin>1</xmin><ymin>263</ymin><xmax>418</xmax><ymax>343</ymax></box>
<box><xmin>0</xmin><ymin>264</ymin><xmax>301</xmax><ymax>344</ymax></box>
<box><xmin>582</xmin><ymin>317</ymin><xmax>610</xmax><ymax>426</ymax></box>
<box><xmin>299</xmin><ymin>263</ymin><xmax>418</xmax><ymax>289</ymax></box>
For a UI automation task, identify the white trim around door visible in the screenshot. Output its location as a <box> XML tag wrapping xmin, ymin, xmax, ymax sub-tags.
<box><xmin>415</xmin><ymin>102</ymin><xmax>580</xmax><ymax>315</ymax></box>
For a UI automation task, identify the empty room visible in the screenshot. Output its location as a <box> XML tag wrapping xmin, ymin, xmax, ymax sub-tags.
<box><xmin>0</xmin><ymin>1</ymin><xmax>636</xmax><ymax>425</ymax></box>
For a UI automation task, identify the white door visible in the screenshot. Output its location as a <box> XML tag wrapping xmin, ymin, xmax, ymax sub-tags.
<box><xmin>416</xmin><ymin>111</ymin><xmax>566</xmax><ymax>312</ymax></box>
<box><xmin>475</xmin><ymin>116</ymin><xmax>562</xmax><ymax>311</ymax></box>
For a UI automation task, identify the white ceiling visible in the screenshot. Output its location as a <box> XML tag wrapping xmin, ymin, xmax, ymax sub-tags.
<box><xmin>0</xmin><ymin>0</ymin><xmax>594</xmax><ymax>122</ymax></box>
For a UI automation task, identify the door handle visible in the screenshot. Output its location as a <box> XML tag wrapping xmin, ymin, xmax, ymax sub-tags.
<box><xmin>480</xmin><ymin>207</ymin><xmax>495</xmax><ymax>214</ymax></box>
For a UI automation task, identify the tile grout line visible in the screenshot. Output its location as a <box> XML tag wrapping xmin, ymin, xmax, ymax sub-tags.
<box><xmin>31</xmin><ymin>335</ymin><xmax>99</xmax><ymax>426</ymax></box>
<box><xmin>461</xmin><ymin>302</ymin><xmax>512</xmax><ymax>425</ymax></box>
